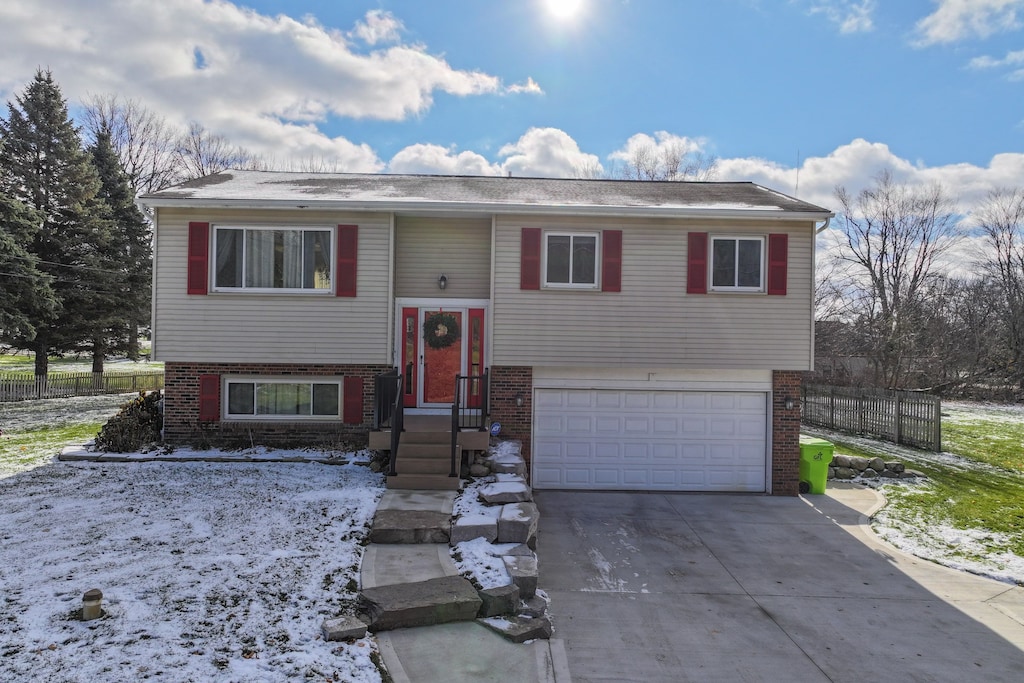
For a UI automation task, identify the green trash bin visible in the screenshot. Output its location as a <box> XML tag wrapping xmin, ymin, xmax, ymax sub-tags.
<box><xmin>798</xmin><ymin>435</ymin><xmax>834</xmax><ymax>494</ymax></box>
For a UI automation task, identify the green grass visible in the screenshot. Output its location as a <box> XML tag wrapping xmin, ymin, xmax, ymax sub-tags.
<box><xmin>818</xmin><ymin>418</ymin><xmax>1024</xmax><ymax>563</ymax></box>
<box><xmin>0</xmin><ymin>423</ymin><xmax>102</xmax><ymax>470</ymax></box>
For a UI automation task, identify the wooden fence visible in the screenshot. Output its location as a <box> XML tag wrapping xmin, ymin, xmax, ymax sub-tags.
<box><xmin>801</xmin><ymin>384</ymin><xmax>942</xmax><ymax>451</ymax></box>
<box><xmin>0</xmin><ymin>371</ymin><xmax>164</xmax><ymax>401</ymax></box>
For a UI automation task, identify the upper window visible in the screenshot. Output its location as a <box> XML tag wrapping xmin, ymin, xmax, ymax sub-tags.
<box><xmin>214</xmin><ymin>226</ymin><xmax>332</xmax><ymax>292</ymax></box>
<box><xmin>544</xmin><ymin>232</ymin><xmax>598</xmax><ymax>288</ymax></box>
<box><xmin>225</xmin><ymin>378</ymin><xmax>341</xmax><ymax>420</ymax></box>
<box><xmin>711</xmin><ymin>236</ymin><xmax>764</xmax><ymax>291</ymax></box>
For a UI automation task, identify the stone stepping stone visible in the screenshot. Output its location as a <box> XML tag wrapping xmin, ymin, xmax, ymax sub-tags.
<box><xmin>478</xmin><ymin>615</ymin><xmax>553</xmax><ymax>643</ymax></box>
<box><xmin>497</xmin><ymin>502</ymin><xmax>539</xmax><ymax>547</ymax></box>
<box><xmin>370</xmin><ymin>509</ymin><xmax>450</xmax><ymax>544</ymax></box>
<box><xmin>479</xmin><ymin>477</ymin><xmax>532</xmax><ymax>504</ymax></box>
<box><xmin>360</xmin><ymin>576</ymin><xmax>482</xmax><ymax>632</ymax></box>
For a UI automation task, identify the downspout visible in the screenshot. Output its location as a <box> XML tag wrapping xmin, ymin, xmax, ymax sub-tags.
<box><xmin>815</xmin><ymin>216</ymin><xmax>831</xmax><ymax>234</ymax></box>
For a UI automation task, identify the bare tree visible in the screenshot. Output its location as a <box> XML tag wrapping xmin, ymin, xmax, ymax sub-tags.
<box><xmin>617</xmin><ymin>138</ymin><xmax>717</xmax><ymax>181</ymax></box>
<box><xmin>833</xmin><ymin>170</ymin><xmax>960</xmax><ymax>387</ymax></box>
<box><xmin>174</xmin><ymin>121</ymin><xmax>257</xmax><ymax>180</ymax></box>
<box><xmin>977</xmin><ymin>187</ymin><xmax>1024</xmax><ymax>389</ymax></box>
<box><xmin>80</xmin><ymin>94</ymin><xmax>180</xmax><ymax>194</ymax></box>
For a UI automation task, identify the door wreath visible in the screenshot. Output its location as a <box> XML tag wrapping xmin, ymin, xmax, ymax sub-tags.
<box><xmin>423</xmin><ymin>312</ymin><xmax>460</xmax><ymax>349</ymax></box>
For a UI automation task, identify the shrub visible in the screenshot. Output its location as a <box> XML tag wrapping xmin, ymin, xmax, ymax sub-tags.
<box><xmin>94</xmin><ymin>391</ymin><xmax>163</xmax><ymax>453</ymax></box>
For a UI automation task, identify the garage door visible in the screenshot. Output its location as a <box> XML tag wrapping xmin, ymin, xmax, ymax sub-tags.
<box><xmin>532</xmin><ymin>389</ymin><xmax>768</xmax><ymax>492</ymax></box>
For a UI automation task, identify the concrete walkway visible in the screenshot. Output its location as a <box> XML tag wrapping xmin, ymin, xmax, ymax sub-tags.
<box><xmin>364</xmin><ymin>490</ymin><xmax>570</xmax><ymax>683</ymax></box>
<box><xmin>536</xmin><ymin>483</ymin><xmax>1024</xmax><ymax>683</ymax></box>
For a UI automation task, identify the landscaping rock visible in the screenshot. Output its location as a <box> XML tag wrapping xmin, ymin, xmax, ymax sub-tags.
<box><xmin>519</xmin><ymin>594</ymin><xmax>549</xmax><ymax>619</ymax></box>
<box><xmin>902</xmin><ymin>469</ymin><xmax>927</xmax><ymax>479</ymax></box>
<box><xmin>869</xmin><ymin>457</ymin><xmax>886</xmax><ymax>472</ymax></box>
<box><xmin>851</xmin><ymin>457</ymin><xmax>869</xmax><ymax>471</ymax></box>
<box><xmin>835</xmin><ymin>467</ymin><xmax>857</xmax><ymax>480</ymax></box>
<box><xmin>880</xmin><ymin>469</ymin><xmax>900</xmax><ymax>478</ymax></box>
<box><xmin>450</xmin><ymin>509</ymin><xmax>500</xmax><ymax>544</ymax></box>
<box><xmin>479</xmin><ymin>477</ymin><xmax>533</xmax><ymax>504</ymax></box>
<box><xmin>503</xmin><ymin>543</ymin><xmax>536</xmax><ymax>557</ymax></box>
<box><xmin>497</xmin><ymin>502</ymin><xmax>539</xmax><ymax>547</ymax></box>
<box><xmin>861</xmin><ymin>468</ymin><xmax>879</xmax><ymax>479</ymax></box>
<box><xmin>477</xmin><ymin>583</ymin><xmax>520</xmax><ymax>618</ymax></box>
<box><xmin>370</xmin><ymin>510</ymin><xmax>450</xmax><ymax>544</ymax></box>
<box><xmin>478</xmin><ymin>615</ymin><xmax>553</xmax><ymax>643</ymax></box>
<box><xmin>321</xmin><ymin>616</ymin><xmax>368</xmax><ymax>641</ymax></box>
<box><xmin>503</xmin><ymin>555</ymin><xmax>538</xmax><ymax>599</ymax></box>
<box><xmin>887</xmin><ymin>461</ymin><xmax>905</xmax><ymax>473</ymax></box>
<box><xmin>469</xmin><ymin>463</ymin><xmax>490</xmax><ymax>477</ymax></box>
<box><xmin>832</xmin><ymin>454</ymin><xmax>851</xmax><ymax>468</ymax></box>
<box><xmin>359</xmin><ymin>576</ymin><xmax>482</xmax><ymax>632</ymax></box>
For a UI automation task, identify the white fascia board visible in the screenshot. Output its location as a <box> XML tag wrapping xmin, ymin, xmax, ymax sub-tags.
<box><xmin>136</xmin><ymin>197</ymin><xmax>834</xmax><ymax>222</ymax></box>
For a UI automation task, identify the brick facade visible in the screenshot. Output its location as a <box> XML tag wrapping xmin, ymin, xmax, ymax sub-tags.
<box><xmin>771</xmin><ymin>370</ymin><xmax>803</xmax><ymax>496</ymax></box>
<box><xmin>163</xmin><ymin>362</ymin><xmax>392</xmax><ymax>447</ymax></box>
<box><xmin>487</xmin><ymin>366</ymin><xmax>534</xmax><ymax>470</ymax></box>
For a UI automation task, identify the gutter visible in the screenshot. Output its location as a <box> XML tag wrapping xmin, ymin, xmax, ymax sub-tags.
<box><xmin>815</xmin><ymin>216</ymin><xmax>832</xmax><ymax>233</ymax></box>
<box><xmin>136</xmin><ymin>197</ymin><xmax>834</xmax><ymax>222</ymax></box>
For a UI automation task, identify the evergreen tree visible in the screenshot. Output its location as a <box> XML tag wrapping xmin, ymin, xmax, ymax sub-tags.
<box><xmin>89</xmin><ymin>130</ymin><xmax>152</xmax><ymax>362</ymax></box>
<box><xmin>0</xmin><ymin>187</ymin><xmax>57</xmax><ymax>341</ymax></box>
<box><xmin>0</xmin><ymin>69</ymin><xmax>117</xmax><ymax>375</ymax></box>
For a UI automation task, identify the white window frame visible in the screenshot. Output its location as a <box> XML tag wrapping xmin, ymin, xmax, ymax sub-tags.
<box><xmin>211</xmin><ymin>225</ymin><xmax>335</xmax><ymax>294</ymax></box>
<box><xmin>223</xmin><ymin>376</ymin><xmax>343</xmax><ymax>421</ymax></box>
<box><xmin>709</xmin><ymin>235</ymin><xmax>766</xmax><ymax>293</ymax></box>
<box><xmin>542</xmin><ymin>231</ymin><xmax>600</xmax><ymax>289</ymax></box>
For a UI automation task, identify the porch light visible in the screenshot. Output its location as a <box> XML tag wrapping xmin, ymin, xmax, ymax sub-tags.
<box><xmin>784</xmin><ymin>397</ymin><xmax>795</xmax><ymax>411</ymax></box>
<box><xmin>515</xmin><ymin>393</ymin><xmax>524</xmax><ymax>408</ymax></box>
<box><xmin>438</xmin><ymin>274</ymin><xmax>448</xmax><ymax>290</ymax></box>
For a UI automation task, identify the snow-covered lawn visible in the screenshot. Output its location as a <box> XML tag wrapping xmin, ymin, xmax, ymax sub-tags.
<box><xmin>1</xmin><ymin>395</ymin><xmax>388</xmax><ymax>682</ymax></box>
<box><xmin>0</xmin><ymin>459</ymin><xmax>386</xmax><ymax>682</ymax></box>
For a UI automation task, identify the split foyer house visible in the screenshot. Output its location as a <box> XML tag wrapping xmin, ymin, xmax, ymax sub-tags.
<box><xmin>140</xmin><ymin>171</ymin><xmax>832</xmax><ymax>495</ymax></box>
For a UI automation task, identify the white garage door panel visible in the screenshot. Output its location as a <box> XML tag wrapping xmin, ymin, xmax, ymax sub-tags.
<box><xmin>533</xmin><ymin>389</ymin><xmax>767</xmax><ymax>492</ymax></box>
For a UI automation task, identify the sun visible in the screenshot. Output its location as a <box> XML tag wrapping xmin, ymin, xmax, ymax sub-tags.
<box><xmin>543</xmin><ymin>0</ymin><xmax>584</xmax><ymax>20</ymax></box>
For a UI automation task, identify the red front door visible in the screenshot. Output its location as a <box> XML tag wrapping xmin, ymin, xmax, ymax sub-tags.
<box><xmin>400</xmin><ymin>306</ymin><xmax>485</xmax><ymax>407</ymax></box>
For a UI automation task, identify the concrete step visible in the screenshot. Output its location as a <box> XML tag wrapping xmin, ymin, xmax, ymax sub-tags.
<box><xmin>402</xmin><ymin>430</ymin><xmax>452</xmax><ymax>446</ymax></box>
<box><xmin>398</xmin><ymin>457</ymin><xmax>452</xmax><ymax>475</ymax></box>
<box><xmin>397</xmin><ymin>443</ymin><xmax>451</xmax><ymax>459</ymax></box>
<box><xmin>359</xmin><ymin>575</ymin><xmax>482</xmax><ymax>632</ymax></box>
<box><xmin>387</xmin><ymin>473</ymin><xmax>462</xmax><ymax>491</ymax></box>
<box><xmin>369</xmin><ymin>509</ymin><xmax>451</xmax><ymax>544</ymax></box>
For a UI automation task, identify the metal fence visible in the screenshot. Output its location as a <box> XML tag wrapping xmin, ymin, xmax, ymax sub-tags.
<box><xmin>801</xmin><ymin>384</ymin><xmax>942</xmax><ymax>451</ymax></box>
<box><xmin>0</xmin><ymin>371</ymin><xmax>164</xmax><ymax>401</ymax></box>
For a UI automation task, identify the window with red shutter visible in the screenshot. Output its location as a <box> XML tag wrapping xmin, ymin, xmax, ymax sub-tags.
<box><xmin>687</xmin><ymin>232</ymin><xmax>708</xmax><ymax>294</ymax></box>
<box><xmin>767</xmin><ymin>233</ymin><xmax>788</xmax><ymax>295</ymax></box>
<box><xmin>198</xmin><ymin>374</ymin><xmax>220</xmax><ymax>422</ymax></box>
<box><xmin>187</xmin><ymin>222</ymin><xmax>210</xmax><ymax>295</ymax></box>
<box><xmin>520</xmin><ymin>228</ymin><xmax>541</xmax><ymax>290</ymax></box>
<box><xmin>601</xmin><ymin>230</ymin><xmax>622</xmax><ymax>292</ymax></box>
<box><xmin>336</xmin><ymin>225</ymin><xmax>358</xmax><ymax>297</ymax></box>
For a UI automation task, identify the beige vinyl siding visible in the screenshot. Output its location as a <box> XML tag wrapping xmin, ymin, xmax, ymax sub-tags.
<box><xmin>153</xmin><ymin>208</ymin><xmax>391</xmax><ymax>364</ymax></box>
<box><xmin>492</xmin><ymin>216</ymin><xmax>814</xmax><ymax>370</ymax></box>
<box><xmin>394</xmin><ymin>217</ymin><xmax>491</xmax><ymax>299</ymax></box>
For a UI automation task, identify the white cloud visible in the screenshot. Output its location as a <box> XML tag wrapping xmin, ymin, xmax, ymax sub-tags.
<box><xmin>497</xmin><ymin>127</ymin><xmax>604</xmax><ymax>178</ymax></box>
<box><xmin>0</xmin><ymin>1</ymin><xmax>529</xmax><ymax>170</ymax></box>
<box><xmin>716</xmin><ymin>138</ymin><xmax>1024</xmax><ymax>214</ymax></box>
<box><xmin>388</xmin><ymin>143</ymin><xmax>500</xmax><ymax>175</ymax></box>
<box><xmin>506</xmin><ymin>77</ymin><xmax>545</xmax><ymax>95</ymax></box>
<box><xmin>969</xmin><ymin>48</ymin><xmax>1024</xmax><ymax>78</ymax></box>
<box><xmin>806</xmin><ymin>0</ymin><xmax>876</xmax><ymax>34</ymax></box>
<box><xmin>607</xmin><ymin>131</ymin><xmax>705</xmax><ymax>164</ymax></box>
<box><xmin>914</xmin><ymin>0</ymin><xmax>1024</xmax><ymax>46</ymax></box>
<box><xmin>349</xmin><ymin>9</ymin><xmax>403</xmax><ymax>45</ymax></box>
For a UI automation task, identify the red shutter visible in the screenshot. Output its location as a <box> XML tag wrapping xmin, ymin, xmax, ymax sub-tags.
<box><xmin>336</xmin><ymin>225</ymin><xmax>358</xmax><ymax>297</ymax></box>
<box><xmin>401</xmin><ymin>307</ymin><xmax>418</xmax><ymax>408</ymax></box>
<box><xmin>343</xmin><ymin>376</ymin><xmax>364</xmax><ymax>424</ymax></box>
<box><xmin>520</xmin><ymin>228</ymin><xmax>541</xmax><ymax>290</ymax></box>
<box><xmin>198</xmin><ymin>374</ymin><xmax>220</xmax><ymax>422</ymax></box>
<box><xmin>601</xmin><ymin>230</ymin><xmax>622</xmax><ymax>292</ymax></box>
<box><xmin>687</xmin><ymin>232</ymin><xmax>708</xmax><ymax>294</ymax></box>
<box><xmin>467</xmin><ymin>308</ymin><xmax>485</xmax><ymax>409</ymax></box>
<box><xmin>767</xmin><ymin>233</ymin><xmax>788</xmax><ymax>295</ymax></box>
<box><xmin>187</xmin><ymin>222</ymin><xmax>210</xmax><ymax>295</ymax></box>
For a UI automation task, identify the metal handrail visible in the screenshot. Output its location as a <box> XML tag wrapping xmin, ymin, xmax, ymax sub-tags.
<box><xmin>373</xmin><ymin>369</ymin><xmax>404</xmax><ymax>476</ymax></box>
<box><xmin>450</xmin><ymin>369</ymin><xmax>490</xmax><ymax>478</ymax></box>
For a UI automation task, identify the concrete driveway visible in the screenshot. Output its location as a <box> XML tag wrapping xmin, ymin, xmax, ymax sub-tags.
<box><xmin>535</xmin><ymin>484</ymin><xmax>1024</xmax><ymax>682</ymax></box>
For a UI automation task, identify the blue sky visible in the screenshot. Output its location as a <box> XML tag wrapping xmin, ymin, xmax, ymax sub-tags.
<box><xmin>0</xmin><ymin>0</ymin><xmax>1022</xmax><ymax>210</ymax></box>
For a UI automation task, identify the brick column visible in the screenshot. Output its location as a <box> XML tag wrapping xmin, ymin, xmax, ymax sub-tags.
<box><xmin>772</xmin><ymin>370</ymin><xmax>802</xmax><ymax>495</ymax></box>
<box><xmin>488</xmin><ymin>366</ymin><xmax>534</xmax><ymax>469</ymax></box>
